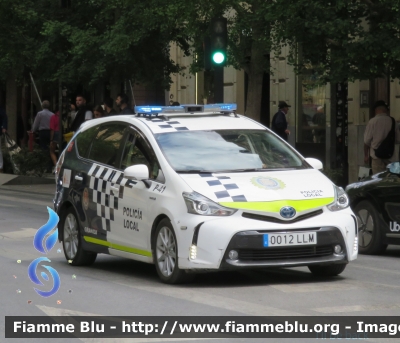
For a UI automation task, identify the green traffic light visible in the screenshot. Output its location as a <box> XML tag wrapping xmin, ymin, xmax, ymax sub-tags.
<box><xmin>212</xmin><ymin>52</ymin><xmax>225</xmax><ymax>64</ymax></box>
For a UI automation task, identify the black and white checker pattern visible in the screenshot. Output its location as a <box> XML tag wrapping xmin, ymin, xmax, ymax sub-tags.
<box><xmin>199</xmin><ymin>173</ymin><xmax>247</xmax><ymax>202</ymax></box>
<box><xmin>87</xmin><ymin>164</ymin><xmax>137</xmax><ymax>231</ymax></box>
<box><xmin>149</xmin><ymin>118</ymin><xmax>189</xmax><ymax>131</ymax></box>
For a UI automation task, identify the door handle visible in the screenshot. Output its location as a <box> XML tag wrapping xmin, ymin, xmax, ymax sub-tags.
<box><xmin>75</xmin><ymin>175</ymin><xmax>83</xmax><ymax>181</ymax></box>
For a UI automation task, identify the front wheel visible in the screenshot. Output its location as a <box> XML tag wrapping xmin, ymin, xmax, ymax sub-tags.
<box><xmin>354</xmin><ymin>200</ymin><xmax>387</xmax><ymax>255</ymax></box>
<box><xmin>153</xmin><ymin>219</ymin><xmax>194</xmax><ymax>284</ymax></box>
<box><xmin>308</xmin><ymin>264</ymin><xmax>347</xmax><ymax>276</ymax></box>
<box><xmin>61</xmin><ymin>207</ymin><xmax>97</xmax><ymax>266</ymax></box>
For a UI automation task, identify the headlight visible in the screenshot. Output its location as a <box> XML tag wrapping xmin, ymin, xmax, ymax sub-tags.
<box><xmin>183</xmin><ymin>192</ymin><xmax>237</xmax><ymax>216</ymax></box>
<box><xmin>327</xmin><ymin>186</ymin><xmax>349</xmax><ymax>211</ymax></box>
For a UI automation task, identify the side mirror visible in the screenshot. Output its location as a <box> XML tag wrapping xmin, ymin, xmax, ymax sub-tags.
<box><xmin>389</xmin><ymin>162</ymin><xmax>400</xmax><ymax>174</ymax></box>
<box><xmin>124</xmin><ymin>164</ymin><xmax>149</xmax><ymax>181</ymax></box>
<box><xmin>305</xmin><ymin>157</ymin><xmax>323</xmax><ymax>170</ymax></box>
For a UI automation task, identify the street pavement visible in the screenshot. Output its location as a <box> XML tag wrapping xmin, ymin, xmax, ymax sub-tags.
<box><xmin>1</xmin><ymin>182</ymin><xmax>400</xmax><ymax>343</ymax></box>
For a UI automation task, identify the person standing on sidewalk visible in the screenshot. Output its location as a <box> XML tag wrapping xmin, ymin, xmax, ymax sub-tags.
<box><xmin>271</xmin><ymin>101</ymin><xmax>291</xmax><ymax>141</ymax></box>
<box><xmin>0</xmin><ymin>103</ymin><xmax>8</xmax><ymax>173</ymax></box>
<box><xmin>70</xmin><ymin>95</ymin><xmax>93</xmax><ymax>132</ymax></box>
<box><xmin>103</xmin><ymin>97</ymin><xmax>117</xmax><ymax>116</ymax></box>
<box><xmin>364</xmin><ymin>102</ymin><xmax>400</xmax><ymax>174</ymax></box>
<box><xmin>31</xmin><ymin>100</ymin><xmax>53</xmax><ymax>151</ymax></box>
<box><xmin>116</xmin><ymin>94</ymin><xmax>134</xmax><ymax>114</ymax></box>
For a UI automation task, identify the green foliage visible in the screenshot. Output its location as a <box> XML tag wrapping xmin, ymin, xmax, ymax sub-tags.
<box><xmin>1</xmin><ymin>0</ymin><xmax>400</xmax><ymax>99</ymax></box>
<box><xmin>273</xmin><ymin>0</ymin><xmax>400</xmax><ymax>83</ymax></box>
<box><xmin>11</xmin><ymin>148</ymin><xmax>51</xmax><ymax>177</ymax></box>
<box><xmin>0</xmin><ymin>0</ymin><xmax>186</xmax><ymax>89</ymax></box>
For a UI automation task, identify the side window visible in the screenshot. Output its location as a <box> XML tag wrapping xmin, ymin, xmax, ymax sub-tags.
<box><xmin>121</xmin><ymin>131</ymin><xmax>163</xmax><ymax>181</ymax></box>
<box><xmin>87</xmin><ymin>124</ymin><xmax>126</xmax><ymax>167</ymax></box>
<box><xmin>76</xmin><ymin>126</ymin><xmax>98</xmax><ymax>158</ymax></box>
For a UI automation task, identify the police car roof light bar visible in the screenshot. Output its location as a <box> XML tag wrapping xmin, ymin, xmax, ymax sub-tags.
<box><xmin>134</xmin><ymin>103</ymin><xmax>237</xmax><ymax>116</ymax></box>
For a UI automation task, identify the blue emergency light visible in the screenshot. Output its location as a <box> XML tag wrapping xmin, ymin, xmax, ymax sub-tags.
<box><xmin>135</xmin><ymin>103</ymin><xmax>237</xmax><ymax>115</ymax></box>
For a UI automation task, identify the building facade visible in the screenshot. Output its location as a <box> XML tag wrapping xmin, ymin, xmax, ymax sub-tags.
<box><xmin>167</xmin><ymin>44</ymin><xmax>400</xmax><ymax>185</ymax></box>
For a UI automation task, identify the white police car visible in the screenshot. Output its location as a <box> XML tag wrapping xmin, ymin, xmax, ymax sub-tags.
<box><xmin>54</xmin><ymin>104</ymin><xmax>357</xmax><ymax>283</ymax></box>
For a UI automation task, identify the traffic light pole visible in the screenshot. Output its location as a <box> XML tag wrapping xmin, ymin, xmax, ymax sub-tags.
<box><xmin>214</xmin><ymin>66</ymin><xmax>223</xmax><ymax>103</ymax></box>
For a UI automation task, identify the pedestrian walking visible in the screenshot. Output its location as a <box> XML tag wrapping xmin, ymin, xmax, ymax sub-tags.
<box><xmin>116</xmin><ymin>93</ymin><xmax>134</xmax><ymax>114</ymax></box>
<box><xmin>271</xmin><ymin>101</ymin><xmax>291</xmax><ymax>141</ymax></box>
<box><xmin>49</xmin><ymin>110</ymin><xmax>60</xmax><ymax>171</ymax></box>
<box><xmin>364</xmin><ymin>101</ymin><xmax>400</xmax><ymax>175</ymax></box>
<box><xmin>70</xmin><ymin>95</ymin><xmax>93</xmax><ymax>132</ymax></box>
<box><xmin>0</xmin><ymin>103</ymin><xmax>8</xmax><ymax>173</ymax></box>
<box><xmin>103</xmin><ymin>97</ymin><xmax>117</xmax><ymax>116</ymax></box>
<box><xmin>31</xmin><ymin>100</ymin><xmax>53</xmax><ymax>150</ymax></box>
<box><xmin>93</xmin><ymin>105</ymin><xmax>105</xmax><ymax>119</ymax></box>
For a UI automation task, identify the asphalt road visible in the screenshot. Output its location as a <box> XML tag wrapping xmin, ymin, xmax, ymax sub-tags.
<box><xmin>1</xmin><ymin>183</ymin><xmax>400</xmax><ymax>343</ymax></box>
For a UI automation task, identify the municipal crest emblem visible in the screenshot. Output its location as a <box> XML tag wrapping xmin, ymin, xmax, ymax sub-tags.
<box><xmin>251</xmin><ymin>176</ymin><xmax>286</xmax><ymax>190</ymax></box>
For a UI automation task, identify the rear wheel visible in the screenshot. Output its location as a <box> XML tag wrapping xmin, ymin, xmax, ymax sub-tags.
<box><xmin>354</xmin><ymin>200</ymin><xmax>387</xmax><ymax>255</ymax></box>
<box><xmin>153</xmin><ymin>219</ymin><xmax>194</xmax><ymax>284</ymax></box>
<box><xmin>61</xmin><ymin>207</ymin><xmax>97</xmax><ymax>266</ymax></box>
<box><xmin>308</xmin><ymin>264</ymin><xmax>346</xmax><ymax>276</ymax></box>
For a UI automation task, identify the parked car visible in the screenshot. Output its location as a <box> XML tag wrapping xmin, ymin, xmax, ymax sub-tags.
<box><xmin>346</xmin><ymin>162</ymin><xmax>400</xmax><ymax>254</ymax></box>
<box><xmin>54</xmin><ymin>103</ymin><xmax>358</xmax><ymax>283</ymax></box>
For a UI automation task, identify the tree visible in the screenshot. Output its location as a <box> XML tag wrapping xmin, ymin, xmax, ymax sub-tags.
<box><xmin>0</xmin><ymin>0</ymin><xmax>40</xmax><ymax>81</ymax></box>
<box><xmin>2</xmin><ymin>0</ymin><xmax>400</xmax><ymax>125</ymax></box>
<box><xmin>33</xmin><ymin>0</ymin><xmax>188</xmax><ymax>90</ymax></box>
<box><xmin>272</xmin><ymin>0</ymin><xmax>400</xmax><ymax>83</ymax></box>
<box><xmin>170</xmin><ymin>0</ymin><xmax>400</xmax><ymax>121</ymax></box>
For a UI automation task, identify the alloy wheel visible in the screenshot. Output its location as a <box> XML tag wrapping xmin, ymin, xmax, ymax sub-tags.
<box><xmin>64</xmin><ymin>213</ymin><xmax>79</xmax><ymax>259</ymax></box>
<box><xmin>357</xmin><ymin>209</ymin><xmax>374</xmax><ymax>248</ymax></box>
<box><xmin>156</xmin><ymin>226</ymin><xmax>177</xmax><ymax>277</ymax></box>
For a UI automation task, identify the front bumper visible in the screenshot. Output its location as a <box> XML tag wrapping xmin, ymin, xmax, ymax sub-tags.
<box><xmin>177</xmin><ymin>208</ymin><xmax>357</xmax><ymax>270</ymax></box>
<box><xmin>220</xmin><ymin>227</ymin><xmax>347</xmax><ymax>269</ymax></box>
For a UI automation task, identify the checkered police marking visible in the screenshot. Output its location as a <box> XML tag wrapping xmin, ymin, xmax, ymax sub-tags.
<box><xmin>87</xmin><ymin>164</ymin><xmax>137</xmax><ymax>231</ymax></box>
<box><xmin>147</xmin><ymin>118</ymin><xmax>189</xmax><ymax>131</ymax></box>
<box><xmin>199</xmin><ymin>173</ymin><xmax>247</xmax><ymax>202</ymax></box>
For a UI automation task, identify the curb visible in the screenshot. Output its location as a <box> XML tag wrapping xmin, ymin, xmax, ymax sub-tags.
<box><xmin>0</xmin><ymin>174</ymin><xmax>54</xmax><ymax>186</ymax></box>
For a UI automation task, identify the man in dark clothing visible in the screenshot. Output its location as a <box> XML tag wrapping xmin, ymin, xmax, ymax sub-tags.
<box><xmin>0</xmin><ymin>104</ymin><xmax>8</xmax><ymax>173</ymax></box>
<box><xmin>103</xmin><ymin>97</ymin><xmax>117</xmax><ymax>116</ymax></box>
<box><xmin>271</xmin><ymin>101</ymin><xmax>291</xmax><ymax>141</ymax></box>
<box><xmin>70</xmin><ymin>95</ymin><xmax>93</xmax><ymax>132</ymax></box>
<box><xmin>116</xmin><ymin>93</ymin><xmax>135</xmax><ymax>114</ymax></box>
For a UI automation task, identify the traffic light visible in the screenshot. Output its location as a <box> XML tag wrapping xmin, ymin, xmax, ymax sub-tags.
<box><xmin>210</xmin><ymin>17</ymin><xmax>227</xmax><ymax>66</ymax></box>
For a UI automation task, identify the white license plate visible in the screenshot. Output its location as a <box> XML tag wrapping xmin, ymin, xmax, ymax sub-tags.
<box><xmin>263</xmin><ymin>232</ymin><xmax>317</xmax><ymax>247</ymax></box>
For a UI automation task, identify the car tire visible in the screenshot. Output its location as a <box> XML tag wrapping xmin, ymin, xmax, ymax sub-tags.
<box><xmin>354</xmin><ymin>200</ymin><xmax>387</xmax><ymax>255</ymax></box>
<box><xmin>153</xmin><ymin>218</ymin><xmax>194</xmax><ymax>284</ymax></box>
<box><xmin>61</xmin><ymin>207</ymin><xmax>97</xmax><ymax>266</ymax></box>
<box><xmin>308</xmin><ymin>264</ymin><xmax>346</xmax><ymax>277</ymax></box>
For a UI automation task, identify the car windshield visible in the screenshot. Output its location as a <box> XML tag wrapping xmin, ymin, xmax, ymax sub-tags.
<box><xmin>155</xmin><ymin>129</ymin><xmax>309</xmax><ymax>173</ymax></box>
